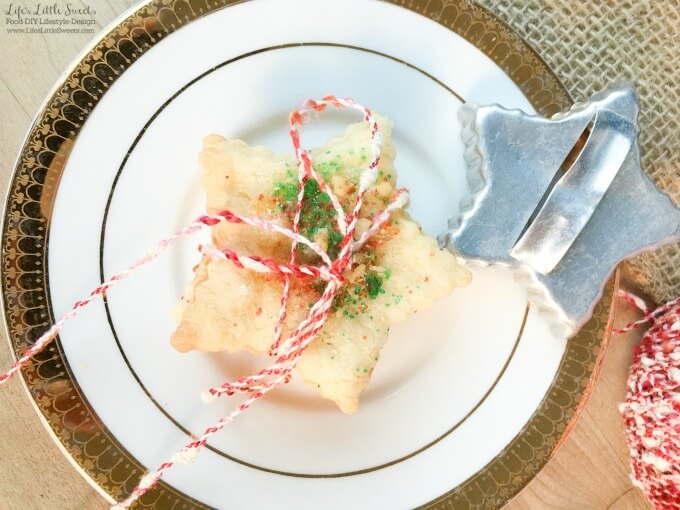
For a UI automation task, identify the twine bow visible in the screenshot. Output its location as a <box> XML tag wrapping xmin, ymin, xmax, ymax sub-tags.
<box><xmin>0</xmin><ymin>96</ymin><xmax>408</xmax><ymax>509</ymax></box>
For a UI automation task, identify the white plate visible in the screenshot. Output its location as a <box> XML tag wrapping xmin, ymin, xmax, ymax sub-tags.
<box><xmin>3</xmin><ymin>1</ymin><xmax>612</xmax><ymax>509</ymax></box>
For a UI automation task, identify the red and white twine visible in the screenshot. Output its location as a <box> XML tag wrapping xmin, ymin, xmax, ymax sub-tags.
<box><xmin>616</xmin><ymin>289</ymin><xmax>680</xmax><ymax>510</ymax></box>
<box><xmin>3</xmin><ymin>93</ymin><xmax>680</xmax><ymax>510</ymax></box>
<box><xmin>0</xmin><ymin>96</ymin><xmax>408</xmax><ymax>509</ymax></box>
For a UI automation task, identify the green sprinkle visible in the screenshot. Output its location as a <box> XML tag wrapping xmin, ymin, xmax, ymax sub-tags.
<box><xmin>384</xmin><ymin>268</ymin><xmax>392</xmax><ymax>280</ymax></box>
<box><xmin>272</xmin><ymin>180</ymin><xmax>299</xmax><ymax>206</ymax></box>
<box><xmin>365</xmin><ymin>273</ymin><xmax>386</xmax><ymax>299</ymax></box>
<box><xmin>328</xmin><ymin>230</ymin><xmax>343</xmax><ymax>254</ymax></box>
<box><xmin>315</xmin><ymin>160</ymin><xmax>341</xmax><ymax>182</ymax></box>
<box><xmin>272</xmin><ymin>176</ymin><xmax>343</xmax><ymax>258</ymax></box>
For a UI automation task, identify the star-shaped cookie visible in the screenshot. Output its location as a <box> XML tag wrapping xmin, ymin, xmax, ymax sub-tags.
<box><xmin>172</xmin><ymin>117</ymin><xmax>470</xmax><ymax>413</ymax></box>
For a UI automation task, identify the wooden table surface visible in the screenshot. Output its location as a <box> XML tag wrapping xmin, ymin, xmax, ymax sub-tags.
<box><xmin>0</xmin><ymin>1</ymin><xmax>653</xmax><ymax>508</ymax></box>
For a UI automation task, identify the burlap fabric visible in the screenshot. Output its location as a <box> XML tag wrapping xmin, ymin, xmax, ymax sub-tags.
<box><xmin>477</xmin><ymin>0</ymin><xmax>680</xmax><ymax>304</ymax></box>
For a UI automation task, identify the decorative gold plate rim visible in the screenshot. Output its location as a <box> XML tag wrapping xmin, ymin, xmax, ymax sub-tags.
<box><xmin>0</xmin><ymin>0</ymin><xmax>615</xmax><ymax>508</ymax></box>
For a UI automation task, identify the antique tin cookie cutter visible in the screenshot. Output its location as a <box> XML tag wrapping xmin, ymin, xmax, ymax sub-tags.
<box><xmin>440</xmin><ymin>83</ymin><xmax>680</xmax><ymax>337</ymax></box>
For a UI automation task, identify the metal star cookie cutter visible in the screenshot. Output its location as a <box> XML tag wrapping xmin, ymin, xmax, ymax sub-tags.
<box><xmin>440</xmin><ymin>83</ymin><xmax>680</xmax><ymax>337</ymax></box>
